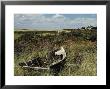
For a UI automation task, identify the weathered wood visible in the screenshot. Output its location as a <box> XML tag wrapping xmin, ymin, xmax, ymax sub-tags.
<box><xmin>22</xmin><ymin>66</ymin><xmax>49</xmax><ymax>70</ymax></box>
<box><xmin>18</xmin><ymin>58</ymin><xmax>66</xmax><ymax>71</ymax></box>
<box><xmin>49</xmin><ymin>58</ymin><xmax>66</xmax><ymax>76</ymax></box>
<box><xmin>50</xmin><ymin>58</ymin><xmax>66</xmax><ymax>67</ymax></box>
<box><xmin>21</xmin><ymin>59</ymin><xmax>66</xmax><ymax>70</ymax></box>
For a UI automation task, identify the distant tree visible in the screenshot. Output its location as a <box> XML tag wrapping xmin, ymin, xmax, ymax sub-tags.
<box><xmin>91</xmin><ymin>27</ymin><xmax>97</xmax><ymax>30</ymax></box>
<box><xmin>81</xmin><ymin>27</ymin><xmax>85</xmax><ymax>29</ymax></box>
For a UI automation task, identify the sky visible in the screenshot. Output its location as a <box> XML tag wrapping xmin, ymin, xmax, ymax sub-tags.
<box><xmin>14</xmin><ymin>14</ymin><xmax>97</xmax><ymax>30</ymax></box>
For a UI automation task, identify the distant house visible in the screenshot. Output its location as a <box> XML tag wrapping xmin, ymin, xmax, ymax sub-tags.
<box><xmin>63</xmin><ymin>29</ymin><xmax>74</xmax><ymax>31</ymax></box>
<box><xmin>21</xmin><ymin>29</ymin><xmax>29</xmax><ymax>30</ymax></box>
<box><xmin>63</xmin><ymin>29</ymin><xmax>73</xmax><ymax>32</ymax></box>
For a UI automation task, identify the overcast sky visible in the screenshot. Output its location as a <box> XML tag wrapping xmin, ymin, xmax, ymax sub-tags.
<box><xmin>14</xmin><ymin>14</ymin><xmax>97</xmax><ymax>30</ymax></box>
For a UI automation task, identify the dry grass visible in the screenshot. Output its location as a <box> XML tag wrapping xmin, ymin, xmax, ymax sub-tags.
<box><xmin>14</xmin><ymin>29</ymin><xmax>97</xmax><ymax>76</ymax></box>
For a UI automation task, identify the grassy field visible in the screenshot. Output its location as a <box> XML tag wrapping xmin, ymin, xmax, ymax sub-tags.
<box><xmin>14</xmin><ymin>29</ymin><xmax>97</xmax><ymax>76</ymax></box>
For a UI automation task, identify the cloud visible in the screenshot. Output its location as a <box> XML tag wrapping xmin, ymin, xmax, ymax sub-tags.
<box><xmin>53</xmin><ymin>14</ymin><xmax>65</xmax><ymax>18</ymax></box>
<box><xmin>52</xmin><ymin>14</ymin><xmax>66</xmax><ymax>22</ymax></box>
<box><xmin>71</xmin><ymin>18</ymin><xmax>97</xmax><ymax>27</ymax></box>
<box><xmin>14</xmin><ymin>14</ymin><xmax>97</xmax><ymax>29</ymax></box>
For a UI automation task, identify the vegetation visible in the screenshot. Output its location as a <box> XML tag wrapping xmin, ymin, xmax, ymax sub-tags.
<box><xmin>14</xmin><ymin>29</ymin><xmax>97</xmax><ymax>76</ymax></box>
